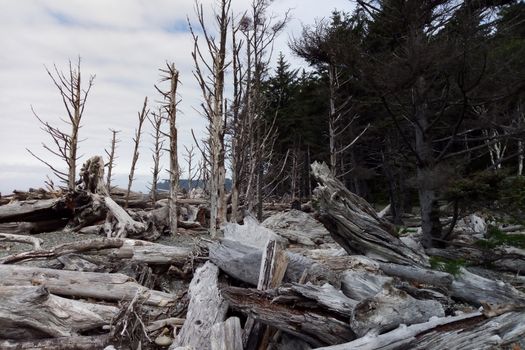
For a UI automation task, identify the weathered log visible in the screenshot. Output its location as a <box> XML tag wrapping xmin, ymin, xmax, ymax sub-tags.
<box><xmin>451</xmin><ymin>267</ymin><xmax>525</xmax><ymax>306</ymax></box>
<box><xmin>146</xmin><ymin>317</ymin><xmax>185</xmax><ymax>333</ymax></box>
<box><xmin>208</xmin><ymin>239</ymin><xmax>340</xmax><ymax>286</ymax></box>
<box><xmin>315</xmin><ymin>311</ymin><xmax>525</xmax><ymax>350</ymax></box>
<box><xmin>0</xmin><ymin>237</ymin><xmax>193</xmax><ymax>265</ymax></box>
<box><xmin>244</xmin><ymin>239</ymin><xmax>289</xmax><ymax>349</ymax></box>
<box><xmin>0</xmin><ymin>232</ymin><xmax>43</xmax><ymax>249</ymax></box>
<box><xmin>0</xmin><ymin>219</ymin><xmax>68</xmax><ymax>234</ymax></box>
<box><xmin>0</xmin><ymin>335</ymin><xmax>113</xmax><ymax>350</ymax></box>
<box><xmin>222</xmin><ymin>285</ymin><xmax>355</xmax><ymax>347</ymax></box>
<box><xmin>223</xmin><ymin>216</ymin><xmax>288</xmax><ymax>249</ymax></box>
<box><xmin>211</xmin><ymin>317</ymin><xmax>243</xmax><ymax>350</ymax></box>
<box><xmin>0</xmin><ymin>264</ymin><xmax>176</xmax><ymax>306</ymax></box>
<box><xmin>341</xmin><ymin>270</ymin><xmax>393</xmax><ymax>301</ymax></box>
<box><xmin>170</xmin><ymin>262</ymin><xmax>228</xmax><ymax>350</ymax></box>
<box><xmin>349</xmin><ymin>284</ymin><xmax>445</xmax><ymax>337</ymax></box>
<box><xmin>377</xmin><ymin>262</ymin><xmax>453</xmax><ymax>288</ymax></box>
<box><xmin>0</xmin><ymin>286</ymin><xmax>118</xmax><ymax>339</ymax></box>
<box><xmin>314</xmin><ymin>311</ymin><xmax>484</xmax><ymax>350</ymax></box>
<box><xmin>262</xmin><ymin>209</ymin><xmax>332</xmax><ymax>246</ymax></box>
<box><xmin>0</xmin><ymin>198</ymin><xmax>70</xmax><ymax>223</ymax></box>
<box><xmin>427</xmin><ymin>245</ymin><xmax>525</xmax><ymax>273</ymax></box>
<box><xmin>311</xmin><ymin>161</ymin><xmax>428</xmax><ymax>267</ymax></box>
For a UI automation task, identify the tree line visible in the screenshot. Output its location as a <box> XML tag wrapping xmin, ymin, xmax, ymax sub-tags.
<box><xmin>29</xmin><ymin>0</ymin><xmax>525</xmax><ymax>248</ymax></box>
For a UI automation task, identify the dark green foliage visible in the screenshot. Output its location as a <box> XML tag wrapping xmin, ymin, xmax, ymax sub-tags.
<box><xmin>476</xmin><ymin>224</ymin><xmax>525</xmax><ymax>249</ymax></box>
<box><xmin>429</xmin><ymin>256</ymin><xmax>468</xmax><ymax>277</ymax></box>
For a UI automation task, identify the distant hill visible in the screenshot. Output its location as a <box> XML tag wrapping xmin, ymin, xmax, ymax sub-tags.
<box><xmin>157</xmin><ymin>179</ymin><xmax>232</xmax><ymax>192</ymax></box>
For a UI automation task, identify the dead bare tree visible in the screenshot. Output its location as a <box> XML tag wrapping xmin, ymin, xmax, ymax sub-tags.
<box><xmin>27</xmin><ymin>58</ymin><xmax>95</xmax><ymax>191</ymax></box>
<box><xmin>155</xmin><ymin>63</ymin><xmax>180</xmax><ymax>236</ymax></box>
<box><xmin>189</xmin><ymin>0</ymin><xmax>231</xmax><ymax>237</ymax></box>
<box><xmin>238</xmin><ymin>0</ymin><xmax>289</xmax><ymax>220</ymax></box>
<box><xmin>105</xmin><ymin>129</ymin><xmax>120</xmax><ymax>193</ymax></box>
<box><xmin>125</xmin><ymin>97</ymin><xmax>148</xmax><ymax>208</ymax></box>
<box><xmin>184</xmin><ymin>145</ymin><xmax>197</xmax><ymax>192</ymax></box>
<box><xmin>149</xmin><ymin>108</ymin><xmax>165</xmax><ymax>204</ymax></box>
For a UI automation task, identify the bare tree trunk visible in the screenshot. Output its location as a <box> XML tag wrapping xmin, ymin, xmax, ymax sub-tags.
<box><xmin>190</xmin><ymin>1</ymin><xmax>231</xmax><ymax>237</ymax></box>
<box><xmin>149</xmin><ymin>109</ymin><xmax>164</xmax><ymax>204</ymax></box>
<box><xmin>28</xmin><ymin>58</ymin><xmax>95</xmax><ymax>190</ymax></box>
<box><xmin>125</xmin><ymin>97</ymin><xmax>148</xmax><ymax>207</ymax></box>
<box><xmin>156</xmin><ymin>63</ymin><xmax>180</xmax><ymax>236</ymax></box>
<box><xmin>105</xmin><ymin>129</ymin><xmax>120</xmax><ymax>192</ymax></box>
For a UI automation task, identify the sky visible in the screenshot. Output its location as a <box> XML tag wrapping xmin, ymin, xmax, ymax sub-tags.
<box><xmin>0</xmin><ymin>0</ymin><xmax>352</xmax><ymax>194</ymax></box>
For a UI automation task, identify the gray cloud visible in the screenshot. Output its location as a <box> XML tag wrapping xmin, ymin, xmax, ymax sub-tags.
<box><xmin>0</xmin><ymin>0</ymin><xmax>352</xmax><ymax>194</ymax></box>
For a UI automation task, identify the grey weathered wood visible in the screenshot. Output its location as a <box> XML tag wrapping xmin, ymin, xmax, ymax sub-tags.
<box><xmin>0</xmin><ymin>232</ymin><xmax>43</xmax><ymax>249</ymax></box>
<box><xmin>244</xmin><ymin>239</ymin><xmax>289</xmax><ymax>349</ymax></box>
<box><xmin>0</xmin><ymin>335</ymin><xmax>113</xmax><ymax>350</ymax></box>
<box><xmin>311</xmin><ymin>161</ymin><xmax>428</xmax><ymax>267</ymax></box>
<box><xmin>0</xmin><ymin>198</ymin><xmax>69</xmax><ymax>223</ymax></box>
<box><xmin>451</xmin><ymin>267</ymin><xmax>525</xmax><ymax>306</ymax></box>
<box><xmin>341</xmin><ymin>270</ymin><xmax>393</xmax><ymax>301</ymax></box>
<box><xmin>262</xmin><ymin>209</ymin><xmax>332</xmax><ymax>246</ymax></box>
<box><xmin>208</xmin><ymin>240</ymin><xmax>339</xmax><ymax>286</ymax></box>
<box><xmin>211</xmin><ymin>317</ymin><xmax>243</xmax><ymax>350</ymax></box>
<box><xmin>0</xmin><ymin>264</ymin><xmax>175</xmax><ymax>306</ymax></box>
<box><xmin>223</xmin><ymin>216</ymin><xmax>288</xmax><ymax>249</ymax></box>
<box><xmin>170</xmin><ymin>262</ymin><xmax>228</xmax><ymax>350</ymax></box>
<box><xmin>377</xmin><ymin>262</ymin><xmax>453</xmax><ymax>288</ymax></box>
<box><xmin>314</xmin><ymin>311</ymin><xmax>484</xmax><ymax>350</ymax></box>
<box><xmin>0</xmin><ymin>237</ymin><xmax>192</xmax><ymax>265</ymax></box>
<box><xmin>0</xmin><ymin>219</ymin><xmax>67</xmax><ymax>234</ymax></box>
<box><xmin>222</xmin><ymin>285</ymin><xmax>356</xmax><ymax>347</ymax></box>
<box><xmin>350</xmin><ymin>285</ymin><xmax>445</xmax><ymax>337</ymax></box>
<box><xmin>0</xmin><ymin>286</ymin><xmax>118</xmax><ymax>339</ymax></box>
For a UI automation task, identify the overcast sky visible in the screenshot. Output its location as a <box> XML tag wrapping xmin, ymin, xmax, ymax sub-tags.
<box><xmin>0</xmin><ymin>0</ymin><xmax>352</xmax><ymax>194</ymax></box>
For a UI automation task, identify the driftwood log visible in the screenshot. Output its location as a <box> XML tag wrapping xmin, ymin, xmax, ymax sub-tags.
<box><xmin>0</xmin><ymin>264</ymin><xmax>176</xmax><ymax>306</ymax></box>
<box><xmin>170</xmin><ymin>262</ymin><xmax>228</xmax><ymax>350</ymax></box>
<box><xmin>0</xmin><ymin>286</ymin><xmax>118</xmax><ymax>339</ymax></box>
<box><xmin>311</xmin><ymin>161</ymin><xmax>428</xmax><ymax>267</ymax></box>
<box><xmin>0</xmin><ymin>335</ymin><xmax>114</xmax><ymax>350</ymax></box>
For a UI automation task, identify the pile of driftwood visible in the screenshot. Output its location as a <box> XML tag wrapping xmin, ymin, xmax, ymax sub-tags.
<box><xmin>1</xmin><ymin>158</ymin><xmax>525</xmax><ymax>349</ymax></box>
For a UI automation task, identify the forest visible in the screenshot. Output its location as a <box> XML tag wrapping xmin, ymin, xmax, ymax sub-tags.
<box><xmin>1</xmin><ymin>0</ymin><xmax>525</xmax><ymax>349</ymax></box>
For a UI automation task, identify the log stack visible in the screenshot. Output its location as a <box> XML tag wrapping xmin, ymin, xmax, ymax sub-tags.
<box><xmin>0</xmin><ymin>160</ymin><xmax>524</xmax><ymax>349</ymax></box>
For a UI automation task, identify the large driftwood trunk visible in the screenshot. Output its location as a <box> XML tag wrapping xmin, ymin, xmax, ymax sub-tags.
<box><xmin>0</xmin><ymin>286</ymin><xmax>118</xmax><ymax>339</ymax></box>
<box><xmin>310</xmin><ymin>162</ymin><xmax>428</xmax><ymax>267</ymax></box>
<box><xmin>0</xmin><ymin>198</ymin><xmax>70</xmax><ymax>223</ymax></box>
<box><xmin>170</xmin><ymin>262</ymin><xmax>228</xmax><ymax>350</ymax></box>
<box><xmin>222</xmin><ymin>285</ymin><xmax>356</xmax><ymax>347</ymax></box>
<box><xmin>0</xmin><ymin>264</ymin><xmax>175</xmax><ymax>306</ymax></box>
<box><xmin>0</xmin><ymin>335</ymin><xmax>113</xmax><ymax>350</ymax></box>
<box><xmin>0</xmin><ymin>237</ymin><xmax>193</xmax><ymax>265</ymax></box>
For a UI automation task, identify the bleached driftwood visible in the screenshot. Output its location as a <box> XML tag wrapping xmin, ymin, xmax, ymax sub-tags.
<box><xmin>211</xmin><ymin>317</ymin><xmax>243</xmax><ymax>350</ymax></box>
<box><xmin>208</xmin><ymin>239</ymin><xmax>340</xmax><ymax>286</ymax></box>
<box><xmin>0</xmin><ymin>264</ymin><xmax>175</xmax><ymax>306</ymax></box>
<box><xmin>310</xmin><ymin>162</ymin><xmax>428</xmax><ymax>267</ymax></box>
<box><xmin>170</xmin><ymin>262</ymin><xmax>228</xmax><ymax>350</ymax></box>
<box><xmin>262</xmin><ymin>209</ymin><xmax>332</xmax><ymax>246</ymax></box>
<box><xmin>0</xmin><ymin>238</ymin><xmax>193</xmax><ymax>265</ymax></box>
<box><xmin>244</xmin><ymin>239</ymin><xmax>289</xmax><ymax>349</ymax></box>
<box><xmin>0</xmin><ymin>198</ymin><xmax>69</xmax><ymax>223</ymax></box>
<box><xmin>0</xmin><ymin>232</ymin><xmax>43</xmax><ymax>249</ymax></box>
<box><xmin>0</xmin><ymin>286</ymin><xmax>118</xmax><ymax>339</ymax></box>
<box><xmin>341</xmin><ymin>270</ymin><xmax>393</xmax><ymax>301</ymax></box>
<box><xmin>350</xmin><ymin>285</ymin><xmax>445</xmax><ymax>337</ymax></box>
<box><xmin>0</xmin><ymin>335</ymin><xmax>113</xmax><ymax>350</ymax></box>
<box><xmin>222</xmin><ymin>285</ymin><xmax>356</xmax><ymax>347</ymax></box>
<box><xmin>315</xmin><ymin>311</ymin><xmax>525</xmax><ymax>350</ymax></box>
<box><xmin>223</xmin><ymin>216</ymin><xmax>287</xmax><ymax>249</ymax></box>
<box><xmin>451</xmin><ymin>267</ymin><xmax>525</xmax><ymax>306</ymax></box>
<box><xmin>314</xmin><ymin>311</ymin><xmax>484</xmax><ymax>350</ymax></box>
<box><xmin>0</xmin><ymin>219</ymin><xmax>67</xmax><ymax>234</ymax></box>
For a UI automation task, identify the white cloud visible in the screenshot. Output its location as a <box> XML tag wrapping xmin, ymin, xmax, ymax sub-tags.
<box><xmin>0</xmin><ymin>0</ymin><xmax>353</xmax><ymax>194</ymax></box>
